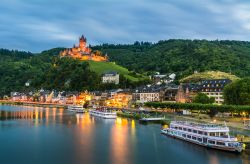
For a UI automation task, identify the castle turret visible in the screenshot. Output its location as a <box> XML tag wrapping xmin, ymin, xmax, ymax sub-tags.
<box><xmin>79</xmin><ymin>35</ymin><xmax>87</xmax><ymax>48</ymax></box>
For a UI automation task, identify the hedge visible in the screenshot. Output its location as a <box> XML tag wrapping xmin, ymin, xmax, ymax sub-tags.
<box><xmin>145</xmin><ymin>102</ymin><xmax>250</xmax><ymax>113</ymax></box>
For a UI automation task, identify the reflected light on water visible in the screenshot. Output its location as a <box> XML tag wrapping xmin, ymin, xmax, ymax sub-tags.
<box><xmin>131</xmin><ymin>120</ymin><xmax>136</xmax><ymax>138</ymax></box>
<box><xmin>74</xmin><ymin>113</ymin><xmax>94</xmax><ymax>162</ymax></box>
<box><xmin>110</xmin><ymin>117</ymin><xmax>131</xmax><ymax>164</ymax></box>
<box><xmin>209</xmin><ymin>154</ymin><xmax>219</xmax><ymax>164</ymax></box>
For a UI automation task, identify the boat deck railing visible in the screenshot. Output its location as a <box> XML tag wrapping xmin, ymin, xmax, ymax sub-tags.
<box><xmin>172</xmin><ymin>121</ymin><xmax>229</xmax><ymax>130</ymax></box>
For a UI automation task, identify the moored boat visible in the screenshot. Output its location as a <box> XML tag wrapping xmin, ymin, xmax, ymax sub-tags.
<box><xmin>89</xmin><ymin>108</ymin><xmax>117</xmax><ymax>119</ymax></box>
<box><xmin>161</xmin><ymin>121</ymin><xmax>243</xmax><ymax>153</ymax></box>
<box><xmin>68</xmin><ymin>105</ymin><xmax>85</xmax><ymax>113</ymax></box>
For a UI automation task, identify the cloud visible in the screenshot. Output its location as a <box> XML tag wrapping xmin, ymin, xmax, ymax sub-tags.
<box><xmin>0</xmin><ymin>0</ymin><xmax>250</xmax><ymax>52</ymax></box>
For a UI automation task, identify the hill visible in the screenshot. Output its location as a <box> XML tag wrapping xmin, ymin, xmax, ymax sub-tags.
<box><xmin>94</xmin><ymin>40</ymin><xmax>250</xmax><ymax>79</ymax></box>
<box><xmin>0</xmin><ymin>49</ymin><xmax>149</xmax><ymax>97</ymax></box>
<box><xmin>180</xmin><ymin>71</ymin><xmax>240</xmax><ymax>83</ymax></box>
<box><xmin>87</xmin><ymin>61</ymin><xmax>147</xmax><ymax>82</ymax></box>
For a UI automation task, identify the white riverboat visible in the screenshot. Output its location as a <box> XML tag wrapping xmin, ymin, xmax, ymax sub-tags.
<box><xmin>68</xmin><ymin>105</ymin><xmax>85</xmax><ymax>113</ymax></box>
<box><xmin>89</xmin><ymin>109</ymin><xmax>117</xmax><ymax>119</ymax></box>
<box><xmin>161</xmin><ymin>121</ymin><xmax>243</xmax><ymax>153</ymax></box>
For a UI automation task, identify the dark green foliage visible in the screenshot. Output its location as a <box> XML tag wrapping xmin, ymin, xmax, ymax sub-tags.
<box><xmin>39</xmin><ymin>58</ymin><xmax>100</xmax><ymax>91</ymax></box>
<box><xmin>0</xmin><ymin>48</ymin><xmax>148</xmax><ymax>97</ymax></box>
<box><xmin>94</xmin><ymin>40</ymin><xmax>250</xmax><ymax>78</ymax></box>
<box><xmin>145</xmin><ymin>102</ymin><xmax>250</xmax><ymax>113</ymax></box>
<box><xmin>193</xmin><ymin>93</ymin><xmax>215</xmax><ymax>104</ymax></box>
<box><xmin>223</xmin><ymin>78</ymin><xmax>250</xmax><ymax>105</ymax></box>
<box><xmin>208</xmin><ymin>108</ymin><xmax>219</xmax><ymax>118</ymax></box>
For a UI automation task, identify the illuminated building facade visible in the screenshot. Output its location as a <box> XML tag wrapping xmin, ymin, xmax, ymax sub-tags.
<box><xmin>60</xmin><ymin>35</ymin><xmax>108</xmax><ymax>62</ymax></box>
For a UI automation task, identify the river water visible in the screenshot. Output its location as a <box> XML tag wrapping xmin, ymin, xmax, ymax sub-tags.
<box><xmin>0</xmin><ymin>105</ymin><xmax>249</xmax><ymax>164</ymax></box>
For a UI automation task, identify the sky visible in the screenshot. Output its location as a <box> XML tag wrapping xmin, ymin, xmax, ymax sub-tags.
<box><xmin>1</xmin><ymin>0</ymin><xmax>250</xmax><ymax>52</ymax></box>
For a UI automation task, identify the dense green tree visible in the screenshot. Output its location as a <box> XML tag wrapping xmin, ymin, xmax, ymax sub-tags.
<box><xmin>193</xmin><ymin>93</ymin><xmax>215</xmax><ymax>104</ymax></box>
<box><xmin>223</xmin><ymin>78</ymin><xmax>250</xmax><ymax>105</ymax></box>
<box><xmin>94</xmin><ymin>39</ymin><xmax>250</xmax><ymax>78</ymax></box>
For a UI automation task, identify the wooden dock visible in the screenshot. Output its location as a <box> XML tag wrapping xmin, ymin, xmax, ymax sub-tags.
<box><xmin>139</xmin><ymin>117</ymin><xmax>165</xmax><ymax>122</ymax></box>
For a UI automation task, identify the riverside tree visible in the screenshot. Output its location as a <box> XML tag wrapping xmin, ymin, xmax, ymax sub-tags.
<box><xmin>223</xmin><ymin>78</ymin><xmax>250</xmax><ymax>105</ymax></box>
<box><xmin>193</xmin><ymin>93</ymin><xmax>215</xmax><ymax>104</ymax></box>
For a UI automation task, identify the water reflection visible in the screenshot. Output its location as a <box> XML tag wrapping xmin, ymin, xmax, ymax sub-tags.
<box><xmin>74</xmin><ymin>113</ymin><xmax>95</xmax><ymax>163</ymax></box>
<box><xmin>0</xmin><ymin>107</ymin><xmax>66</xmax><ymax>127</ymax></box>
<box><xmin>0</xmin><ymin>106</ymin><xmax>249</xmax><ymax>164</ymax></box>
<box><xmin>110</xmin><ymin>117</ymin><xmax>137</xmax><ymax>164</ymax></box>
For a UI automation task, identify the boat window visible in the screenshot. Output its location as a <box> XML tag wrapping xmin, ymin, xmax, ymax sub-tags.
<box><xmin>188</xmin><ymin>129</ymin><xmax>192</xmax><ymax>132</ymax></box>
<box><xmin>187</xmin><ymin>135</ymin><xmax>191</xmax><ymax>139</ymax></box>
<box><xmin>208</xmin><ymin>140</ymin><xmax>215</xmax><ymax>145</ymax></box>
<box><xmin>198</xmin><ymin>131</ymin><xmax>203</xmax><ymax>135</ymax></box>
<box><xmin>182</xmin><ymin>134</ymin><xmax>186</xmax><ymax>138</ymax></box>
<box><xmin>175</xmin><ymin>127</ymin><xmax>178</xmax><ymax>130</ymax></box>
<box><xmin>178</xmin><ymin>127</ymin><xmax>182</xmax><ymax>130</ymax></box>
<box><xmin>183</xmin><ymin>128</ymin><xmax>187</xmax><ymax>131</ymax></box>
<box><xmin>220</xmin><ymin>133</ymin><xmax>228</xmax><ymax>138</ymax></box>
<box><xmin>193</xmin><ymin>130</ymin><xmax>197</xmax><ymax>133</ymax></box>
<box><xmin>198</xmin><ymin>138</ymin><xmax>202</xmax><ymax>142</ymax></box>
<box><xmin>217</xmin><ymin>142</ymin><xmax>225</xmax><ymax>146</ymax></box>
<box><xmin>192</xmin><ymin>136</ymin><xmax>197</xmax><ymax>140</ymax></box>
<box><xmin>204</xmin><ymin>132</ymin><xmax>208</xmax><ymax>136</ymax></box>
<box><xmin>209</xmin><ymin>133</ymin><xmax>215</xmax><ymax>136</ymax></box>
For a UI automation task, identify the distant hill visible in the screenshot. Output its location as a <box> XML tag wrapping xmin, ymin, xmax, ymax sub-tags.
<box><xmin>94</xmin><ymin>39</ymin><xmax>250</xmax><ymax>79</ymax></box>
<box><xmin>87</xmin><ymin>61</ymin><xmax>147</xmax><ymax>82</ymax></box>
<box><xmin>180</xmin><ymin>71</ymin><xmax>240</xmax><ymax>83</ymax></box>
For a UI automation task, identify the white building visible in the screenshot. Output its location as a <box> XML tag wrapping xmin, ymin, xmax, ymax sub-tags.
<box><xmin>102</xmin><ymin>72</ymin><xmax>119</xmax><ymax>84</ymax></box>
<box><xmin>200</xmin><ymin>79</ymin><xmax>231</xmax><ymax>104</ymax></box>
<box><xmin>132</xmin><ymin>85</ymin><xmax>162</xmax><ymax>103</ymax></box>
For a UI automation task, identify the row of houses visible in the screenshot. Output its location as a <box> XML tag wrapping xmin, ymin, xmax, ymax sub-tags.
<box><xmin>132</xmin><ymin>79</ymin><xmax>231</xmax><ymax>104</ymax></box>
<box><xmin>9</xmin><ymin>79</ymin><xmax>231</xmax><ymax>106</ymax></box>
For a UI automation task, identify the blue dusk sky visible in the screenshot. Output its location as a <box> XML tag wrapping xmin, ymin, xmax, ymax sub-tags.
<box><xmin>1</xmin><ymin>0</ymin><xmax>250</xmax><ymax>52</ymax></box>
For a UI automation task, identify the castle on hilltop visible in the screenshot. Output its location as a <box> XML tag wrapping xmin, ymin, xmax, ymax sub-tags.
<box><xmin>60</xmin><ymin>35</ymin><xmax>108</xmax><ymax>62</ymax></box>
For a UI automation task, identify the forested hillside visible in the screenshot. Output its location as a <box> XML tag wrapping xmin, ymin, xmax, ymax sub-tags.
<box><xmin>0</xmin><ymin>48</ymin><xmax>148</xmax><ymax>96</ymax></box>
<box><xmin>94</xmin><ymin>40</ymin><xmax>250</xmax><ymax>79</ymax></box>
<box><xmin>1</xmin><ymin>39</ymin><xmax>250</xmax><ymax>97</ymax></box>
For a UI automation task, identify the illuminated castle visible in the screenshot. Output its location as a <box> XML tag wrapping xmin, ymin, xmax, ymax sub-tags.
<box><xmin>60</xmin><ymin>35</ymin><xmax>108</xmax><ymax>62</ymax></box>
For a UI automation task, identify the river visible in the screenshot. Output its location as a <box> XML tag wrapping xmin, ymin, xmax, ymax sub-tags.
<box><xmin>0</xmin><ymin>105</ymin><xmax>249</xmax><ymax>164</ymax></box>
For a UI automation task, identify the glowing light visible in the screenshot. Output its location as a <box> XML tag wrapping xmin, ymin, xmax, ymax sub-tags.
<box><xmin>60</xmin><ymin>35</ymin><xmax>108</xmax><ymax>62</ymax></box>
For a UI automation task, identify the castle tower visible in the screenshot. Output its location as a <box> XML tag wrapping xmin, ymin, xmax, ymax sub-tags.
<box><xmin>79</xmin><ymin>35</ymin><xmax>87</xmax><ymax>48</ymax></box>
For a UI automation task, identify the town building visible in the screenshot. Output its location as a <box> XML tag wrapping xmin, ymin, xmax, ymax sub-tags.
<box><xmin>102</xmin><ymin>72</ymin><xmax>119</xmax><ymax>84</ymax></box>
<box><xmin>163</xmin><ymin>84</ymin><xmax>179</xmax><ymax>102</ymax></box>
<box><xmin>60</xmin><ymin>35</ymin><xmax>108</xmax><ymax>62</ymax></box>
<box><xmin>200</xmin><ymin>79</ymin><xmax>231</xmax><ymax>104</ymax></box>
<box><xmin>105</xmin><ymin>92</ymin><xmax>132</xmax><ymax>108</ymax></box>
<box><xmin>175</xmin><ymin>83</ymin><xmax>200</xmax><ymax>103</ymax></box>
<box><xmin>152</xmin><ymin>73</ymin><xmax>176</xmax><ymax>85</ymax></box>
<box><xmin>132</xmin><ymin>85</ymin><xmax>163</xmax><ymax>103</ymax></box>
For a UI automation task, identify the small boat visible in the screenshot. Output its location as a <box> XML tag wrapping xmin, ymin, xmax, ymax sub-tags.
<box><xmin>68</xmin><ymin>105</ymin><xmax>85</xmax><ymax>113</ymax></box>
<box><xmin>161</xmin><ymin>121</ymin><xmax>243</xmax><ymax>153</ymax></box>
<box><xmin>89</xmin><ymin>108</ymin><xmax>117</xmax><ymax>119</ymax></box>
